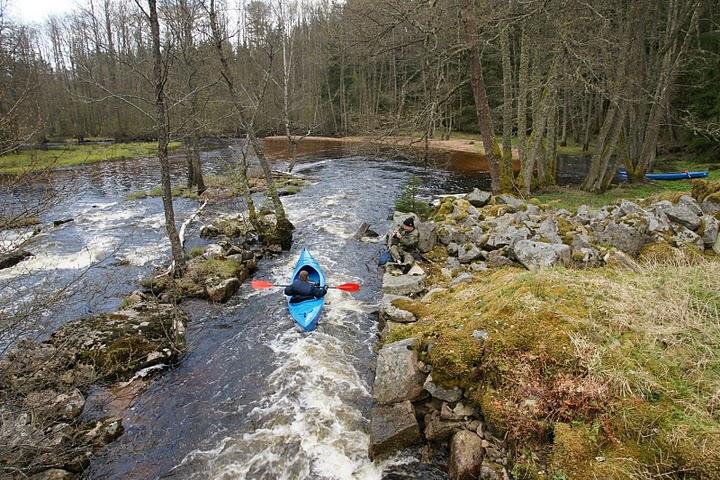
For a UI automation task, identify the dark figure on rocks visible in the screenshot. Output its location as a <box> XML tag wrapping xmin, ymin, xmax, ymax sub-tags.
<box><xmin>389</xmin><ymin>217</ymin><xmax>419</xmax><ymax>272</ymax></box>
<box><xmin>284</xmin><ymin>269</ymin><xmax>327</xmax><ymax>303</ymax></box>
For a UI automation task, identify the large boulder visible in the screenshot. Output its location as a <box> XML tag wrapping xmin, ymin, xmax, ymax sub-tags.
<box><xmin>458</xmin><ymin>244</ymin><xmax>483</xmax><ymax>264</ymax></box>
<box><xmin>368</xmin><ymin>400</ymin><xmax>422</xmax><ymax>460</ymax></box>
<box><xmin>373</xmin><ymin>338</ymin><xmax>426</xmax><ymax>404</ymax></box>
<box><xmin>448</xmin><ymin>430</ymin><xmax>486</xmax><ymax>480</ymax></box>
<box><xmin>665</xmin><ymin>204</ymin><xmax>701</xmax><ymax>230</ymax></box>
<box><xmin>534</xmin><ymin>218</ymin><xmax>563</xmax><ymax>244</ymax></box>
<box><xmin>595</xmin><ymin>220</ymin><xmax>649</xmax><ymax>256</ymax></box>
<box><xmin>486</xmin><ymin>225</ymin><xmax>530</xmax><ymax>249</ymax></box>
<box><xmin>424</xmin><ymin>374</ymin><xmax>463</xmax><ymax>402</ymax></box>
<box><xmin>512</xmin><ymin>240</ymin><xmax>570</xmax><ymax>270</ymax></box>
<box><xmin>673</xmin><ymin>226</ymin><xmax>704</xmax><ymax>249</ymax></box>
<box><xmin>466</xmin><ymin>189</ymin><xmax>492</xmax><ymax>208</ymax></box>
<box><xmin>417</xmin><ymin>222</ymin><xmax>438</xmax><ymax>253</ymax></box>
<box><xmin>678</xmin><ymin>195</ymin><xmax>703</xmax><ymax>216</ymax></box>
<box><xmin>383</xmin><ymin>272</ymin><xmax>426</xmax><ymax>296</ymax></box>
<box><xmin>206</xmin><ymin>277</ymin><xmax>241</xmax><ymax>303</ymax></box>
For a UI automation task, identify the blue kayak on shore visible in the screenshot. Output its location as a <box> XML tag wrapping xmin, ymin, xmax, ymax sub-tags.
<box><xmin>287</xmin><ymin>248</ymin><xmax>326</xmax><ymax>332</ymax></box>
<box><xmin>619</xmin><ymin>168</ymin><xmax>709</xmax><ymax>181</ymax></box>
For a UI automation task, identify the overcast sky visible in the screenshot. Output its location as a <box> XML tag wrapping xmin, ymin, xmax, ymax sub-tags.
<box><xmin>8</xmin><ymin>0</ymin><xmax>78</xmax><ymax>23</ymax></box>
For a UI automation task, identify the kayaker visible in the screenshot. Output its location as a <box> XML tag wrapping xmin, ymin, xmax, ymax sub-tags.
<box><xmin>284</xmin><ymin>270</ymin><xmax>328</xmax><ymax>303</ymax></box>
<box><xmin>389</xmin><ymin>217</ymin><xmax>419</xmax><ymax>273</ymax></box>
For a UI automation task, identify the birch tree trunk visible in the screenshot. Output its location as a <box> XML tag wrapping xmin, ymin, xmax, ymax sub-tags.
<box><xmin>208</xmin><ymin>0</ymin><xmax>293</xmax><ymax>249</ymax></box>
<box><xmin>148</xmin><ymin>0</ymin><xmax>185</xmax><ymax>272</ymax></box>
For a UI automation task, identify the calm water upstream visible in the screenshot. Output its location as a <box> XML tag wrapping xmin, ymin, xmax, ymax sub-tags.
<box><xmin>1</xmin><ymin>139</ymin><xmax>588</xmax><ymax>479</ymax></box>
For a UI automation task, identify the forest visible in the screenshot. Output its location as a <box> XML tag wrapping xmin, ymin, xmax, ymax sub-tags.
<box><xmin>2</xmin><ymin>0</ymin><xmax>718</xmax><ymax>194</ymax></box>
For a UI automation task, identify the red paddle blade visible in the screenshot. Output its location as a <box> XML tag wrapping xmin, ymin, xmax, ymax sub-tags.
<box><xmin>251</xmin><ymin>279</ymin><xmax>274</xmax><ymax>289</ymax></box>
<box><xmin>336</xmin><ymin>282</ymin><xmax>361</xmax><ymax>293</ymax></box>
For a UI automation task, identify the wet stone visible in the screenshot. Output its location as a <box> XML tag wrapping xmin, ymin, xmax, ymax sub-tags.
<box><xmin>369</xmin><ymin>400</ymin><xmax>422</xmax><ymax>460</ymax></box>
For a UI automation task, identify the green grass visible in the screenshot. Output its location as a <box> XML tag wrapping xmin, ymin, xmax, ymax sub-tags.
<box><xmin>127</xmin><ymin>185</ymin><xmax>199</xmax><ymax>201</ymax></box>
<box><xmin>534</xmin><ymin>170</ymin><xmax>720</xmax><ymax>211</ymax></box>
<box><xmin>0</xmin><ymin>141</ymin><xmax>181</xmax><ymax>175</ymax></box>
<box><xmin>388</xmin><ymin>255</ymin><xmax>720</xmax><ymax>479</ymax></box>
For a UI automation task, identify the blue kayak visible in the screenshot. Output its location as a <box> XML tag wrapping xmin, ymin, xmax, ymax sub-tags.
<box><xmin>619</xmin><ymin>168</ymin><xmax>709</xmax><ymax>181</ymax></box>
<box><xmin>287</xmin><ymin>248</ymin><xmax>326</xmax><ymax>332</ymax></box>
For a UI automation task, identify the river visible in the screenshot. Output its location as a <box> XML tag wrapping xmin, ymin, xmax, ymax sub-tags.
<box><xmin>1</xmin><ymin>139</ymin><xmax>587</xmax><ymax>479</ymax></box>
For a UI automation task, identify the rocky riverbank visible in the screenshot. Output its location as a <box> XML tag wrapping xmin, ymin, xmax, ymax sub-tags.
<box><xmin>370</xmin><ymin>183</ymin><xmax>720</xmax><ymax>479</ymax></box>
<box><xmin>0</xmin><ymin>207</ymin><xmax>279</xmax><ymax>479</ymax></box>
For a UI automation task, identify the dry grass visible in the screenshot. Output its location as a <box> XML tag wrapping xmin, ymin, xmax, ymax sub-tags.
<box><xmin>390</xmin><ymin>252</ymin><xmax>720</xmax><ymax>479</ymax></box>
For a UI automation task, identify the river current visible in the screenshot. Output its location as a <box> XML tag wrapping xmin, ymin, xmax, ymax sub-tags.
<box><xmin>1</xmin><ymin>141</ymin><xmax>585</xmax><ymax>479</ymax></box>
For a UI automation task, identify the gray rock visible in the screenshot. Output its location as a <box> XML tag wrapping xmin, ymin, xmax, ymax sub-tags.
<box><xmin>534</xmin><ymin>218</ymin><xmax>562</xmax><ymax>244</ymax></box>
<box><xmin>373</xmin><ymin>338</ymin><xmax>426</xmax><ymax>404</ymax></box>
<box><xmin>424</xmin><ymin>411</ymin><xmax>464</xmax><ymax>442</ymax></box>
<box><xmin>447</xmin><ymin>242</ymin><xmax>460</xmax><ymax>256</ymax></box>
<box><xmin>643</xmin><ymin>211</ymin><xmax>672</xmax><ymax>234</ymax></box>
<box><xmin>382</xmin><ymin>273</ymin><xmax>426</xmax><ymax>296</ymax></box>
<box><xmin>619</xmin><ymin>200</ymin><xmax>641</xmax><ymax>216</ymax></box>
<box><xmin>381</xmin><ymin>295</ymin><xmax>417</xmax><ymax>323</ymax></box>
<box><xmin>206</xmin><ymin>277</ymin><xmax>241</xmax><ymax>303</ymax></box>
<box><xmin>470</xmin><ymin>262</ymin><xmax>488</xmax><ymax>272</ymax></box>
<box><xmin>417</xmin><ymin>222</ymin><xmax>438</xmax><ymax>253</ymax></box>
<box><xmin>368</xmin><ymin>400</ymin><xmax>422</xmax><ymax>460</ymax></box>
<box><xmin>715</xmin><ymin>235</ymin><xmax>720</xmax><ymax>255</ymax></box>
<box><xmin>438</xmin><ymin>225</ymin><xmax>466</xmax><ymax>245</ymax></box>
<box><xmin>466</xmin><ymin>226</ymin><xmax>488</xmax><ymax>246</ymax></box>
<box><xmin>572</xmin><ymin>247</ymin><xmax>601</xmax><ymax>267</ymax></box>
<box><xmin>673</xmin><ymin>226</ymin><xmax>704</xmax><ymax>249</ymax></box>
<box><xmin>575</xmin><ymin>205</ymin><xmax>597</xmax><ymax>225</ymax></box>
<box><xmin>678</xmin><ymin>195</ymin><xmax>703</xmax><ymax>216</ymax></box>
<box><xmin>486</xmin><ymin>225</ymin><xmax>530</xmax><ymax>249</ymax></box>
<box><xmin>466</xmin><ymin>189</ymin><xmax>492</xmax><ymax>208</ymax></box>
<box><xmin>595</xmin><ymin>220</ymin><xmax>649</xmax><ymax>256</ymax></box>
<box><xmin>485</xmin><ymin>250</ymin><xmax>514</xmax><ymax>268</ymax></box>
<box><xmin>202</xmin><ymin>243</ymin><xmax>225</xmax><ymax>259</ymax></box>
<box><xmin>56</xmin><ymin>389</ymin><xmax>85</xmax><ymax>420</ymax></box>
<box><xmin>512</xmin><ymin>240</ymin><xmax>570</xmax><ymax>270</ymax></box>
<box><xmin>665</xmin><ymin>204</ymin><xmax>701</xmax><ymax>230</ymax></box>
<box><xmin>700</xmin><ymin>215</ymin><xmax>719</xmax><ymax>248</ymax></box>
<box><xmin>447</xmin><ymin>256</ymin><xmax>461</xmax><ymax>269</ymax></box>
<box><xmin>424</xmin><ymin>374</ymin><xmax>463</xmax><ymax>402</ymax></box>
<box><xmin>451</xmin><ymin>272</ymin><xmax>474</xmax><ymax>286</ymax></box>
<box><xmin>458</xmin><ymin>244</ymin><xmax>483</xmax><ymax>264</ymax></box>
<box><xmin>479</xmin><ymin>462</ymin><xmax>503</xmax><ymax>480</ymax></box>
<box><xmin>495</xmin><ymin>194</ymin><xmax>525</xmax><ymax>211</ymax></box>
<box><xmin>701</xmin><ymin>196</ymin><xmax>720</xmax><ymax>215</ymax></box>
<box><xmin>449</xmin><ymin>430</ymin><xmax>486</xmax><ymax>480</ymax></box>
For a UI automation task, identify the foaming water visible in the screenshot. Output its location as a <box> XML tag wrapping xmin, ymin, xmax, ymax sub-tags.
<box><xmin>84</xmin><ymin>157</ymin><xmax>447</xmax><ymax>479</ymax></box>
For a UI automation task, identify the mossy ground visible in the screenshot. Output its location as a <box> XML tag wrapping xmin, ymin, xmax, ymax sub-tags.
<box><xmin>0</xmin><ymin>141</ymin><xmax>181</xmax><ymax>175</ymax></box>
<box><xmin>142</xmin><ymin>257</ymin><xmax>245</xmax><ymax>299</ymax></box>
<box><xmin>388</xmin><ymin>252</ymin><xmax>720</xmax><ymax>479</ymax></box>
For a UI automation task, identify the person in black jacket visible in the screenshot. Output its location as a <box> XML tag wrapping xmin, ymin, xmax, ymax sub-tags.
<box><xmin>284</xmin><ymin>270</ymin><xmax>327</xmax><ymax>303</ymax></box>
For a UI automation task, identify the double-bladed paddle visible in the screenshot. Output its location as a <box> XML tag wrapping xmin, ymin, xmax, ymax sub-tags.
<box><xmin>250</xmin><ymin>279</ymin><xmax>361</xmax><ymax>293</ymax></box>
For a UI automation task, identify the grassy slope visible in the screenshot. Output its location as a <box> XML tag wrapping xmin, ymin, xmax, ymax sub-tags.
<box><xmin>0</xmin><ymin>142</ymin><xmax>181</xmax><ymax>175</ymax></box>
<box><xmin>389</xmin><ymin>251</ymin><xmax>720</xmax><ymax>479</ymax></box>
<box><xmin>533</xmin><ymin>170</ymin><xmax>720</xmax><ymax>211</ymax></box>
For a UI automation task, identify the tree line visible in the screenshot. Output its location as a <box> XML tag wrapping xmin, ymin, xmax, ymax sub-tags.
<box><xmin>1</xmin><ymin>0</ymin><xmax>718</xmax><ymax>198</ymax></box>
